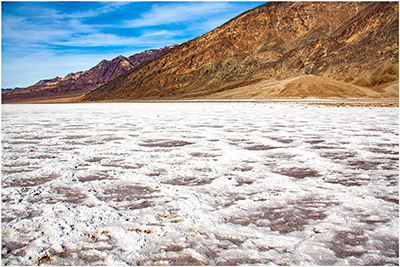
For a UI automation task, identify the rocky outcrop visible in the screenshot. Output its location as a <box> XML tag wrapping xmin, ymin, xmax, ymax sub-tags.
<box><xmin>2</xmin><ymin>46</ymin><xmax>175</xmax><ymax>103</ymax></box>
<box><xmin>82</xmin><ymin>2</ymin><xmax>398</xmax><ymax>101</ymax></box>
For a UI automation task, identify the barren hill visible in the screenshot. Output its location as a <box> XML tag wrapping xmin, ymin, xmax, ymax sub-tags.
<box><xmin>82</xmin><ymin>2</ymin><xmax>399</xmax><ymax>101</ymax></box>
<box><xmin>2</xmin><ymin>46</ymin><xmax>174</xmax><ymax>103</ymax></box>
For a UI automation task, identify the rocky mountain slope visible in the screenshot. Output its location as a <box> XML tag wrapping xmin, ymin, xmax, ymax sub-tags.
<box><xmin>82</xmin><ymin>2</ymin><xmax>399</xmax><ymax>101</ymax></box>
<box><xmin>2</xmin><ymin>46</ymin><xmax>174</xmax><ymax>103</ymax></box>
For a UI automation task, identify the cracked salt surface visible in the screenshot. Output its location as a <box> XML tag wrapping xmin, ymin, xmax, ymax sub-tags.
<box><xmin>1</xmin><ymin>102</ymin><xmax>398</xmax><ymax>265</ymax></box>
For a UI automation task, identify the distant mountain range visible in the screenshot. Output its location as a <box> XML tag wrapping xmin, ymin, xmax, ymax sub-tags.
<box><xmin>81</xmin><ymin>2</ymin><xmax>398</xmax><ymax>101</ymax></box>
<box><xmin>1</xmin><ymin>46</ymin><xmax>175</xmax><ymax>103</ymax></box>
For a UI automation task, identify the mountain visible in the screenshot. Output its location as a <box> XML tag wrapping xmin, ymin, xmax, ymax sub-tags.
<box><xmin>1</xmin><ymin>46</ymin><xmax>175</xmax><ymax>103</ymax></box>
<box><xmin>1</xmin><ymin>87</ymin><xmax>24</xmax><ymax>92</ymax></box>
<box><xmin>82</xmin><ymin>2</ymin><xmax>399</xmax><ymax>101</ymax></box>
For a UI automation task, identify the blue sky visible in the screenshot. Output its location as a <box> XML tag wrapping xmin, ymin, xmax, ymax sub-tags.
<box><xmin>2</xmin><ymin>1</ymin><xmax>264</xmax><ymax>89</ymax></box>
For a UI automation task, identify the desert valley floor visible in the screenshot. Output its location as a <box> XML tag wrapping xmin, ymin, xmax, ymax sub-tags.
<box><xmin>1</xmin><ymin>102</ymin><xmax>399</xmax><ymax>265</ymax></box>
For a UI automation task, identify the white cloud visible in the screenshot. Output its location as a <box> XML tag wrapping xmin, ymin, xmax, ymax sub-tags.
<box><xmin>122</xmin><ymin>2</ymin><xmax>232</xmax><ymax>28</ymax></box>
<box><xmin>50</xmin><ymin>29</ymin><xmax>184</xmax><ymax>47</ymax></box>
<box><xmin>2</xmin><ymin>2</ymin><xmax>130</xmax><ymax>50</ymax></box>
<box><xmin>65</xmin><ymin>2</ymin><xmax>129</xmax><ymax>19</ymax></box>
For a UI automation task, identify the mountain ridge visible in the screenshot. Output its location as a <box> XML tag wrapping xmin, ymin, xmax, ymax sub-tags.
<box><xmin>82</xmin><ymin>2</ymin><xmax>399</xmax><ymax>101</ymax></box>
<box><xmin>1</xmin><ymin>45</ymin><xmax>175</xmax><ymax>103</ymax></box>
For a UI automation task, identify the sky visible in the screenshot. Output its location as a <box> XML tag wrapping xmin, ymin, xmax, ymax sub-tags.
<box><xmin>1</xmin><ymin>1</ymin><xmax>264</xmax><ymax>89</ymax></box>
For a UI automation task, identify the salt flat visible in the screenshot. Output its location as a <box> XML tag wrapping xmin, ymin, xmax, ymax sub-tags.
<box><xmin>1</xmin><ymin>103</ymin><xmax>399</xmax><ymax>265</ymax></box>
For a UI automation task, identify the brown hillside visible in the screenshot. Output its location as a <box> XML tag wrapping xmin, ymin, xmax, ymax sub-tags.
<box><xmin>82</xmin><ymin>2</ymin><xmax>399</xmax><ymax>101</ymax></box>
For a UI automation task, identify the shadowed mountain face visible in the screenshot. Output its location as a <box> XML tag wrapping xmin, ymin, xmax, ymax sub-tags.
<box><xmin>1</xmin><ymin>46</ymin><xmax>175</xmax><ymax>103</ymax></box>
<box><xmin>82</xmin><ymin>2</ymin><xmax>399</xmax><ymax>101</ymax></box>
